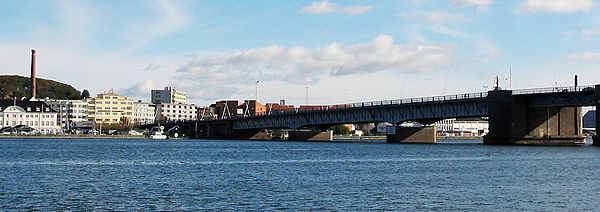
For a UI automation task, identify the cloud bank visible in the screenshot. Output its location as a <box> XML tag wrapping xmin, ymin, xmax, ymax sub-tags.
<box><xmin>449</xmin><ymin>0</ymin><xmax>493</xmax><ymax>12</ymax></box>
<box><xmin>175</xmin><ymin>34</ymin><xmax>454</xmax><ymax>99</ymax></box>
<box><xmin>518</xmin><ymin>0</ymin><xmax>596</xmax><ymax>13</ymax></box>
<box><xmin>300</xmin><ymin>1</ymin><xmax>372</xmax><ymax>15</ymax></box>
<box><xmin>567</xmin><ymin>52</ymin><xmax>600</xmax><ymax>61</ymax></box>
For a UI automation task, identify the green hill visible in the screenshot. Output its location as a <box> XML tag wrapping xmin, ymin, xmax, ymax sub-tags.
<box><xmin>0</xmin><ymin>75</ymin><xmax>82</xmax><ymax>100</ymax></box>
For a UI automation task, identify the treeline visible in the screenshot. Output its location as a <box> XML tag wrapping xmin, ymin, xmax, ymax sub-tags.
<box><xmin>0</xmin><ymin>75</ymin><xmax>85</xmax><ymax>100</ymax></box>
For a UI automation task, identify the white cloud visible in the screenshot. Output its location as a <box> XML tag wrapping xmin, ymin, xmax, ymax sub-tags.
<box><xmin>430</xmin><ymin>25</ymin><xmax>498</xmax><ymax>58</ymax></box>
<box><xmin>120</xmin><ymin>79</ymin><xmax>160</xmax><ymax>100</ymax></box>
<box><xmin>449</xmin><ymin>0</ymin><xmax>493</xmax><ymax>12</ymax></box>
<box><xmin>141</xmin><ymin>63</ymin><xmax>161</xmax><ymax>71</ymax></box>
<box><xmin>426</xmin><ymin>11</ymin><xmax>465</xmax><ymax>22</ymax></box>
<box><xmin>300</xmin><ymin>1</ymin><xmax>372</xmax><ymax>15</ymax></box>
<box><xmin>518</xmin><ymin>0</ymin><xmax>596</xmax><ymax>13</ymax></box>
<box><xmin>175</xmin><ymin>34</ymin><xmax>455</xmax><ymax>101</ymax></box>
<box><xmin>566</xmin><ymin>52</ymin><xmax>600</xmax><ymax>61</ymax></box>
<box><xmin>582</xmin><ymin>28</ymin><xmax>600</xmax><ymax>36</ymax></box>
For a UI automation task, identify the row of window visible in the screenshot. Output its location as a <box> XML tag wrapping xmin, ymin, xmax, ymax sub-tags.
<box><xmin>162</xmin><ymin>105</ymin><xmax>195</xmax><ymax>109</ymax></box>
<box><xmin>4</xmin><ymin>114</ymin><xmax>55</xmax><ymax>119</ymax></box>
<box><xmin>4</xmin><ymin>120</ymin><xmax>56</xmax><ymax>127</ymax></box>
<box><xmin>161</xmin><ymin>110</ymin><xmax>197</xmax><ymax>114</ymax></box>
<box><xmin>96</xmin><ymin>112</ymin><xmax>133</xmax><ymax>115</ymax></box>
<box><xmin>94</xmin><ymin>101</ymin><xmax>132</xmax><ymax>105</ymax></box>
<box><xmin>99</xmin><ymin>107</ymin><xmax>133</xmax><ymax>110</ymax></box>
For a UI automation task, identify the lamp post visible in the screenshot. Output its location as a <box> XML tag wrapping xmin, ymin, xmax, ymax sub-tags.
<box><xmin>255</xmin><ymin>80</ymin><xmax>259</xmax><ymax>101</ymax></box>
<box><xmin>305</xmin><ymin>85</ymin><xmax>309</xmax><ymax>105</ymax></box>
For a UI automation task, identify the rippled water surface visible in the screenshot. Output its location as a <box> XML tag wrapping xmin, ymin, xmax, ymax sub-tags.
<box><xmin>1</xmin><ymin>139</ymin><xmax>599</xmax><ymax>211</ymax></box>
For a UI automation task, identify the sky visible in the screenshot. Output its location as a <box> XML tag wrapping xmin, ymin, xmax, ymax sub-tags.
<box><xmin>1</xmin><ymin>0</ymin><xmax>599</xmax><ymax>106</ymax></box>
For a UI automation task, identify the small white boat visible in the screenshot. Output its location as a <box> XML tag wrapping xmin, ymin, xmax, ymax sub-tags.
<box><xmin>150</xmin><ymin>131</ymin><xmax>167</xmax><ymax>140</ymax></box>
<box><xmin>149</xmin><ymin>126</ymin><xmax>167</xmax><ymax>140</ymax></box>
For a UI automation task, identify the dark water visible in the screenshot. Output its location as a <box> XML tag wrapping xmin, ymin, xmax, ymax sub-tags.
<box><xmin>1</xmin><ymin>139</ymin><xmax>599</xmax><ymax>211</ymax></box>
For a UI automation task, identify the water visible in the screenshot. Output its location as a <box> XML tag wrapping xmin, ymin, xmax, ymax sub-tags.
<box><xmin>1</xmin><ymin>139</ymin><xmax>599</xmax><ymax>211</ymax></box>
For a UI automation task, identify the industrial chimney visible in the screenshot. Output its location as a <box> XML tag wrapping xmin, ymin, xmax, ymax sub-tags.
<box><xmin>30</xmin><ymin>49</ymin><xmax>36</xmax><ymax>99</ymax></box>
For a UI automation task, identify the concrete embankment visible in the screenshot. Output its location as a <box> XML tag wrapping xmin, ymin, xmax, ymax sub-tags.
<box><xmin>334</xmin><ymin>135</ymin><xmax>483</xmax><ymax>141</ymax></box>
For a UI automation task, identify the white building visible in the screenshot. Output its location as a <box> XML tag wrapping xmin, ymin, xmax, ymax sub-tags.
<box><xmin>0</xmin><ymin>100</ymin><xmax>60</xmax><ymax>134</ymax></box>
<box><xmin>434</xmin><ymin>118</ymin><xmax>489</xmax><ymax>136</ymax></box>
<box><xmin>151</xmin><ymin>87</ymin><xmax>186</xmax><ymax>104</ymax></box>
<box><xmin>42</xmin><ymin>99</ymin><xmax>88</xmax><ymax>130</ymax></box>
<box><xmin>133</xmin><ymin>101</ymin><xmax>156</xmax><ymax>125</ymax></box>
<box><xmin>453</xmin><ymin>120</ymin><xmax>489</xmax><ymax>136</ymax></box>
<box><xmin>157</xmin><ymin>103</ymin><xmax>197</xmax><ymax>122</ymax></box>
<box><xmin>435</xmin><ymin>119</ymin><xmax>455</xmax><ymax>132</ymax></box>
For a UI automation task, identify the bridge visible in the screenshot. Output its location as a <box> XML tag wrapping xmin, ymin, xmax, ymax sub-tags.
<box><xmin>155</xmin><ymin>84</ymin><xmax>600</xmax><ymax>146</ymax></box>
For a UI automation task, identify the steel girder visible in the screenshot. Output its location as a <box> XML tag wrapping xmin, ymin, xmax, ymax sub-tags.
<box><xmin>519</xmin><ymin>91</ymin><xmax>595</xmax><ymax>107</ymax></box>
<box><xmin>232</xmin><ymin>98</ymin><xmax>488</xmax><ymax>130</ymax></box>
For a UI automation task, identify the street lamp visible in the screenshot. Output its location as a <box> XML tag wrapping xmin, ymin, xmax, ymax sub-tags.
<box><xmin>305</xmin><ymin>85</ymin><xmax>309</xmax><ymax>105</ymax></box>
<box><xmin>255</xmin><ymin>80</ymin><xmax>260</xmax><ymax>101</ymax></box>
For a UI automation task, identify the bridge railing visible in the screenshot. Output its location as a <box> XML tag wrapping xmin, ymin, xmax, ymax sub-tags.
<box><xmin>194</xmin><ymin>85</ymin><xmax>597</xmax><ymax>122</ymax></box>
<box><xmin>512</xmin><ymin>85</ymin><xmax>594</xmax><ymax>95</ymax></box>
<box><xmin>217</xmin><ymin>91</ymin><xmax>488</xmax><ymax>120</ymax></box>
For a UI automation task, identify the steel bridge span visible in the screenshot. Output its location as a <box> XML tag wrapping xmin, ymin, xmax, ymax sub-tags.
<box><xmin>155</xmin><ymin>85</ymin><xmax>599</xmax><ymax>145</ymax></box>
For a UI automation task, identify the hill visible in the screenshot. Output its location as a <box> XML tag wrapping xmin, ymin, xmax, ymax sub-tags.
<box><xmin>0</xmin><ymin>75</ymin><xmax>82</xmax><ymax>100</ymax></box>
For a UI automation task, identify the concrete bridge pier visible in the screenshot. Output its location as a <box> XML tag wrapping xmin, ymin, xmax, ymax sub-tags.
<box><xmin>484</xmin><ymin>89</ymin><xmax>585</xmax><ymax>145</ymax></box>
<box><xmin>288</xmin><ymin>130</ymin><xmax>333</xmax><ymax>141</ymax></box>
<box><xmin>593</xmin><ymin>85</ymin><xmax>600</xmax><ymax>146</ymax></box>
<box><xmin>200</xmin><ymin>121</ymin><xmax>271</xmax><ymax>140</ymax></box>
<box><xmin>386</xmin><ymin>126</ymin><xmax>436</xmax><ymax>144</ymax></box>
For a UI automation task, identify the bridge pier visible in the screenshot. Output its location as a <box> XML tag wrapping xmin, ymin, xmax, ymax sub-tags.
<box><xmin>594</xmin><ymin>85</ymin><xmax>600</xmax><ymax>146</ymax></box>
<box><xmin>198</xmin><ymin>120</ymin><xmax>271</xmax><ymax>140</ymax></box>
<box><xmin>386</xmin><ymin>126</ymin><xmax>436</xmax><ymax>144</ymax></box>
<box><xmin>288</xmin><ymin>130</ymin><xmax>333</xmax><ymax>141</ymax></box>
<box><xmin>484</xmin><ymin>89</ymin><xmax>585</xmax><ymax>145</ymax></box>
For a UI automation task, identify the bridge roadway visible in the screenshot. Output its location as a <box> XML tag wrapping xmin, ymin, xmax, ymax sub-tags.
<box><xmin>153</xmin><ymin>85</ymin><xmax>598</xmax><ymax>145</ymax></box>
<box><xmin>225</xmin><ymin>85</ymin><xmax>595</xmax><ymax>130</ymax></box>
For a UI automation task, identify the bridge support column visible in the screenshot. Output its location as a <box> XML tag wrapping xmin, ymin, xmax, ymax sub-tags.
<box><xmin>197</xmin><ymin>120</ymin><xmax>272</xmax><ymax>140</ymax></box>
<box><xmin>386</xmin><ymin>126</ymin><xmax>436</xmax><ymax>144</ymax></box>
<box><xmin>593</xmin><ymin>85</ymin><xmax>600</xmax><ymax>146</ymax></box>
<box><xmin>484</xmin><ymin>90</ymin><xmax>585</xmax><ymax>145</ymax></box>
<box><xmin>288</xmin><ymin>130</ymin><xmax>333</xmax><ymax>141</ymax></box>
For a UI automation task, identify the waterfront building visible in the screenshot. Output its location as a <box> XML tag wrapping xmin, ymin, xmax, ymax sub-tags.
<box><xmin>151</xmin><ymin>87</ymin><xmax>186</xmax><ymax>104</ymax></box>
<box><xmin>197</xmin><ymin>106</ymin><xmax>215</xmax><ymax>120</ymax></box>
<box><xmin>157</xmin><ymin>103</ymin><xmax>197</xmax><ymax>122</ymax></box>
<box><xmin>433</xmin><ymin>118</ymin><xmax>489</xmax><ymax>136</ymax></box>
<box><xmin>133</xmin><ymin>100</ymin><xmax>156</xmax><ymax>125</ymax></box>
<box><xmin>265</xmin><ymin>103</ymin><xmax>295</xmax><ymax>114</ymax></box>
<box><xmin>42</xmin><ymin>99</ymin><xmax>88</xmax><ymax>131</ymax></box>
<box><xmin>86</xmin><ymin>92</ymin><xmax>134</xmax><ymax>125</ymax></box>
<box><xmin>0</xmin><ymin>100</ymin><xmax>60</xmax><ymax>134</ymax></box>
<box><xmin>236</xmin><ymin>100</ymin><xmax>267</xmax><ymax>116</ymax></box>
<box><xmin>214</xmin><ymin>100</ymin><xmax>240</xmax><ymax>119</ymax></box>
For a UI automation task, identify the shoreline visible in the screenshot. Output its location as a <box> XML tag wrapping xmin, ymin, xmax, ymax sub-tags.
<box><xmin>334</xmin><ymin>135</ymin><xmax>484</xmax><ymax>140</ymax></box>
<box><xmin>0</xmin><ymin>135</ymin><xmax>489</xmax><ymax>140</ymax></box>
<box><xmin>0</xmin><ymin>135</ymin><xmax>147</xmax><ymax>139</ymax></box>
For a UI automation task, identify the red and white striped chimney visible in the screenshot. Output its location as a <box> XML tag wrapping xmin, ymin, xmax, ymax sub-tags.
<box><xmin>30</xmin><ymin>49</ymin><xmax>36</xmax><ymax>99</ymax></box>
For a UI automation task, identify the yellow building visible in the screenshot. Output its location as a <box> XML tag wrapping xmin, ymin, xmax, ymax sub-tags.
<box><xmin>86</xmin><ymin>92</ymin><xmax>134</xmax><ymax>124</ymax></box>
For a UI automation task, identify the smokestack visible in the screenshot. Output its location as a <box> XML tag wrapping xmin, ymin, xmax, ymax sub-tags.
<box><xmin>30</xmin><ymin>49</ymin><xmax>36</xmax><ymax>99</ymax></box>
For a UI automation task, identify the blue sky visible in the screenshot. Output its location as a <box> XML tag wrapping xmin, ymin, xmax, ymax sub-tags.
<box><xmin>1</xmin><ymin>0</ymin><xmax>599</xmax><ymax>106</ymax></box>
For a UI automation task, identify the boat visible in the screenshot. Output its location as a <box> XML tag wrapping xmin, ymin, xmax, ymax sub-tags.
<box><xmin>149</xmin><ymin>126</ymin><xmax>167</xmax><ymax>140</ymax></box>
<box><xmin>150</xmin><ymin>131</ymin><xmax>167</xmax><ymax>140</ymax></box>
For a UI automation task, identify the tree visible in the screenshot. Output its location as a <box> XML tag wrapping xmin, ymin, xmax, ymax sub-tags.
<box><xmin>330</xmin><ymin>124</ymin><xmax>351</xmax><ymax>135</ymax></box>
<box><xmin>82</xmin><ymin>89</ymin><xmax>90</xmax><ymax>99</ymax></box>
